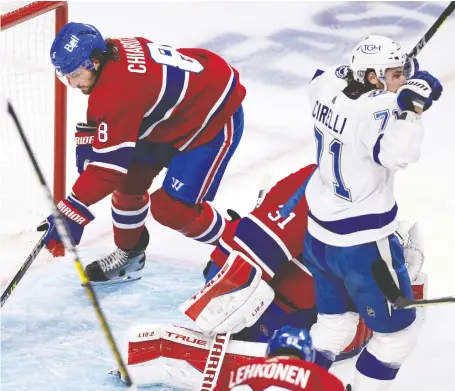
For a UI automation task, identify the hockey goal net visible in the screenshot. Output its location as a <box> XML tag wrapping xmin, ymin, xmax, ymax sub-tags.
<box><xmin>1</xmin><ymin>1</ymin><xmax>68</xmax><ymax>235</ymax></box>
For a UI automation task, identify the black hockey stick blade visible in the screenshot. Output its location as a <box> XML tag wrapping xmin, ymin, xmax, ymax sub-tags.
<box><xmin>393</xmin><ymin>295</ymin><xmax>455</xmax><ymax>310</ymax></box>
<box><xmin>1</xmin><ymin>232</ymin><xmax>46</xmax><ymax>307</ymax></box>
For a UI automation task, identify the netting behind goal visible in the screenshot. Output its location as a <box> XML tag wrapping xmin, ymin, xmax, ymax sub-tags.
<box><xmin>1</xmin><ymin>2</ymin><xmax>68</xmax><ymax>235</ymax></box>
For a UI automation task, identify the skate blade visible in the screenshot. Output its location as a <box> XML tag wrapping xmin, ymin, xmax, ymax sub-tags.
<box><xmin>83</xmin><ymin>271</ymin><xmax>142</xmax><ymax>287</ymax></box>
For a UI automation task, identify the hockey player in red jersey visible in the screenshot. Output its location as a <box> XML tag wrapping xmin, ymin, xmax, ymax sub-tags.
<box><xmin>181</xmin><ymin>163</ymin><xmax>372</xmax><ymax>360</ymax></box>
<box><xmin>180</xmin><ymin>163</ymin><xmax>425</xmax><ymax>360</ymax></box>
<box><xmin>216</xmin><ymin>325</ymin><xmax>345</xmax><ymax>390</ymax></box>
<box><xmin>39</xmin><ymin>22</ymin><xmax>246</xmax><ymax>283</ymax></box>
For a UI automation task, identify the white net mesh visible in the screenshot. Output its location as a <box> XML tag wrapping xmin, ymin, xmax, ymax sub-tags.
<box><xmin>1</xmin><ymin>3</ymin><xmax>57</xmax><ymax>235</ymax></box>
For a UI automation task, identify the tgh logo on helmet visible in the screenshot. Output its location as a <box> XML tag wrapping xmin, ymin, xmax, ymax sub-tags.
<box><xmin>360</xmin><ymin>44</ymin><xmax>381</xmax><ymax>54</ymax></box>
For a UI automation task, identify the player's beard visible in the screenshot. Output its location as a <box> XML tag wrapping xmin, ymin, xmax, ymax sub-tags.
<box><xmin>80</xmin><ymin>71</ymin><xmax>99</xmax><ymax>95</ymax></box>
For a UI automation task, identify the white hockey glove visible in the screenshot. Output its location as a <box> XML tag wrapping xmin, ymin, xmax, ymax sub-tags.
<box><xmin>180</xmin><ymin>251</ymin><xmax>275</xmax><ymax>336</ymax></box>
<box><xmin>395</xmin><ymin>220</ymin><xmax>425</xmax><ymax>282</ymax></box>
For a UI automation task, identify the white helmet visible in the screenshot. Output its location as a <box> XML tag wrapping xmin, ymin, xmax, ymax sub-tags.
<box><xmin>350</xmin><ymin>35</ymin><xmax>407</xmax><ymax>87</ymax></box>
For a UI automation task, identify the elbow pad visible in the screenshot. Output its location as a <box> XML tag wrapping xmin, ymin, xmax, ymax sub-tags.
<box><xmin>376</xmin><ymin>111</ymin><xmax>424</xmax><ymax>170</ymax></box>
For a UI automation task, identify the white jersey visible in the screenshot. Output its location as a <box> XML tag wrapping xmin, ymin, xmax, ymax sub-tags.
<box><xmin>305</xmin><ymin>65</ymin><xmax>424</xmax><ymax>247</ymax></box>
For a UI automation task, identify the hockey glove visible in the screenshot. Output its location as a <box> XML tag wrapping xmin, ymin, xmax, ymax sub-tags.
<box><xmin>403</xmin><ymin>57</ymin><xmax>419</xmax><ymax>79</ymax></box>
<box><xmin>397</xmin><ymin>78</ymin><xmax>432</xmax><ymax>113</ymax></box>
<box><xmin>397</xmin><ymin>71</ymin><xmax>442</xmax><ymax>113</ymax></box>
<box><xmin>414</xmin><ymin>70</ymin><xmax>443</xmax><ymax>101</ymax></box>
<box><xmin>75</xmin><ymin>122</ymin><xmax>96</xmax><ymax>174</ymax></box>
<box><xmin>37</xmin><ymin>194</ymin><xmax>95</xmax><ymax>257</ymax></box>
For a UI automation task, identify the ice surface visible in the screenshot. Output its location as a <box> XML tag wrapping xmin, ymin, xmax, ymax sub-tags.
<box><xmin>2</xmin><ymin>2</ymin><xmax>455</xmax><ymax>390</ymax></box>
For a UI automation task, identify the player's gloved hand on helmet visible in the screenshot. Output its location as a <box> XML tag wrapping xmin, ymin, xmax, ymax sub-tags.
<box><xmin>75</xmin><ymin>121</ymin><xmax>96</xmax><ymax>174</ymax></box>
<box><xmin>37</xmin><ymin>194</ymin><xmax>95</xmax><ymax>257</ymax></box>
<box><xmin>397</xmin><ymin>71</ymin><xmax>442</xmax><ymax>113</ymax></box>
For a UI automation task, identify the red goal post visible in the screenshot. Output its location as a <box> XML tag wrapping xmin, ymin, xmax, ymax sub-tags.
<box><xmin>1</xmin><ymin>1</ymin><xmax>68</xmax><ymax>203</ymax></box>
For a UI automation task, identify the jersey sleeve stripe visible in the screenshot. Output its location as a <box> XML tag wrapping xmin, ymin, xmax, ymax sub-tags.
<box><xmin>233</xmin><ymin>236</ymin><xmax>275</xmax><ymax>278</ymax></box>
<box><xmin>235</xmin><ymin>216</ymin><xmax>293</xmax><ymax>275</ymax></box>
<box><xmin>246</xmin><ymin>214</ymin><xmax>293</xmax><ymax>260</ymax></box>
<box><xmin>88</xmin><ymin>161</ymin><xmax>128</xmax><ymax>174</ymax></box>
<box><xmin>308</xmin><ymin>202</ymin><xmax>398</xmax><ymax>235</ymax></box>
<box><xmin>139</xmin><ymin>65</ymin><xmax>190</xmax><ymax>139</ymax></box>
<box><xmin>93</xmin><ymin>141</ymin><xmax>136</xmax><ymax>153</ymax></box>
<box><xmin>218</xmin><ymin>237</ymin><xmax>233</xmax><ymax>254</ymax></box>
<box><xmin>143</xmin><ymin>64</ymin><xmax>167</xmax><ymax>118</ymax></box>
<box><xmin>91</xmin><ymin>145</ymin><xmax>136</xmax><ymax>173</ymax></box>
<box><xmin>177</xmin><ymin>65</ymin><xmax>236</xmax><ymax>151</ymax></box>
<box><xmin>373</xmin><ymin>134</ymin><xmax>385</xmax><ymax>166</ymax></box>
<box><xmin>196</xmin><ymin>115</ymin><xmax>234</xmax><ymax>203</ymax></box>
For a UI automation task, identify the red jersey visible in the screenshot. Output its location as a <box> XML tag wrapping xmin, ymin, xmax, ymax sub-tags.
<box><xmin>211</xmin><ymin>164</ymin><xmax>317</xmax><ymax>312</ymax></box>
<box><xmin>217</xmin><ymin>356</ymin><xmax>345</xmax><ymax>391</ymax></box>
<box><xmin>72</xmin><ymin>37</ymin><xmax>246</xmax><ymax>205</ymax></box>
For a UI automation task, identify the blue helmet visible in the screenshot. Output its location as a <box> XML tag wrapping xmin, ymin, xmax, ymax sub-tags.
<box><xmin>266</xmin><ymin>326</ymin><xmax>315</xmax><ymax>362</ymax></box>
<box><xmin>50</xmin><ymin>22</ymin><xmax>107</xmax><ymax>76</ymax></box>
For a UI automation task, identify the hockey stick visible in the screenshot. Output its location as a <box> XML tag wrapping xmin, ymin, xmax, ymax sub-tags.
<box><xmin>387</xmin><ymin>1</ymin><xmax>455</xmax><ymax>309</ymax></box>
<box><xmin>408</xmin><ymin>1</ymin><xmax>455</xmax><ymax>59</ymax></box>
<box><xmin>371</xmin><ymin>259</ymin><xmax>455</xmax><ymax>310</ymax></box>
<box><xmin>393</xmin><ymin>295</ymin><xmax>455</xmax><ymax>310</ymax></box>
<box><xmin>7</xmin><ymin>102</ymin><xmax>134</xmax><ymax>388</ymax></box>
<box><xmin>1</xmin><ymin>232</ymin><xmax>46</xmax><ymax>307</ymax></box>
<box><xmin>200</xmin><ymin>331</ymin><xmax>231</xmax><ymax>391</ymax></box>
<box><xmin>280</xmin><ymin>5</ymin><xmax>455</xmax><ymax>220</ymax></box>
<box><xmin>199</xmin><ymin>174</ymin><xmax>273</xmax><ymax>391</ymax></box>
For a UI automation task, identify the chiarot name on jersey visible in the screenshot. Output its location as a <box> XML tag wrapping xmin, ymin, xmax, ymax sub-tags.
<box><xmin>312</xmin><ymin>100</ymin><xmax>347</xmax><ymax>134</ymax></box>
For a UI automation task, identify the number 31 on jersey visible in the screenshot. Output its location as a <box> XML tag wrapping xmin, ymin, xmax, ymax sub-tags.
<box><xmin>268</xmin><ymin>206</ymin><xmax>296</xmax><ymax>229</ymax></box>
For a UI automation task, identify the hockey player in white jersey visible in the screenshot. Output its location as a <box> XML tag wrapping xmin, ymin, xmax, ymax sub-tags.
<box><xmin>302</xmin><ymin>35</ymin><xmax>442</xmax><ymax>390</ymax></box>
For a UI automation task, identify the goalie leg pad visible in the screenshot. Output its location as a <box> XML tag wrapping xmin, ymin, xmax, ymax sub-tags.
<box><xmin>180</xmin><ymin>251</ymin><xmax>275</xmax><ymax>336</ymax></box>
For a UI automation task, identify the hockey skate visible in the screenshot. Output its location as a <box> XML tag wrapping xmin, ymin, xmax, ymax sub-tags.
<box><xmin>85</xmin><ymin>227</ymin><xmax>149</xmax><ymax>285</ymax></box>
